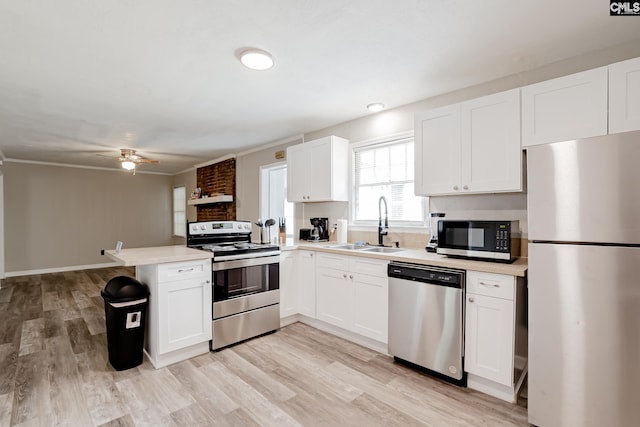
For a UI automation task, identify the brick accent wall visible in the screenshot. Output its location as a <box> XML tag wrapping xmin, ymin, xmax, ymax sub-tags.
<box><xmin>196</xmin><ymin>158</ymin><xmax>236</xmax><ymax>221</ymax></box>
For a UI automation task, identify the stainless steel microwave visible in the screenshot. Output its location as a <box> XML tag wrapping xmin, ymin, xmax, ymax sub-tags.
<box><xmin>436</xmin><ymin>220</ymin><xmax>520</xmax><ymax>263</ymax></box>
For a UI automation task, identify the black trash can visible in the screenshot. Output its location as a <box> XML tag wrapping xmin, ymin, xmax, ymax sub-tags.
<box><xmin>101</xmin><ymin>276</ymin><xmax>150</xmax><ymax>371</ymax></box>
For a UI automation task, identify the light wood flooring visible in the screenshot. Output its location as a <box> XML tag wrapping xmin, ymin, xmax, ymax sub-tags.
<box><xmin>0</xmin><ymin>267</ymin><xmax>529</xmax><ymax>426</ymax></box>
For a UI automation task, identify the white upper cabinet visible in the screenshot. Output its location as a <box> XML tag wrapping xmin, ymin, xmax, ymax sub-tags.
<box><xmin>521</xmin><ymin>67</ymin><xmax>608</xmax><ymax>147</ymax></box>
<box><xmin>609</xmin><ymin>56</ymin><xmax>640</xmax><ymax>134</ymax></box>
<box><xmin>415</xmin><ymin>89</ymin><xmax>521</xmax><ymax>196</ymax></box>
<box><xmin>415</xmin><ymin>104</ymin><xmax>461</xmax><ymax>195</ymax></box>
<box><xmin>286</xmin><ymin>136</ymin><xmax>349</xmax><ymax>202</ymax></box>
<box><xmin>461</xmin><ymin>89</ymin><xmax>522</xmax><ymax>193</ymax></box>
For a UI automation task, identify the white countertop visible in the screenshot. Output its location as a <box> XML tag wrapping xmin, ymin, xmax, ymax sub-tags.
<box><xmin>105</xmin><ymin>245</ymin><xmax>212</xmax><ymax>266</ymax></box>
<box><xmin>285</xmin><ymin>242</ymin><xmax>528</xmax><ymax>277</ymax></box>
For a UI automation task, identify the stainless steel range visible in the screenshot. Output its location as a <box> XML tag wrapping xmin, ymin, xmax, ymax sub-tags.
<box><xmin>187</xmin><ymin>220</ymin><xmax>280</xmax><ymax>350</ymax></box>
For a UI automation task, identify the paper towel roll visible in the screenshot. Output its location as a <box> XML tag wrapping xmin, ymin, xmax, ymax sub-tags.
<box><xmin>337</xmin><ymin>219</ymin><xmax>348</xmax><ymax>244</ymax></box>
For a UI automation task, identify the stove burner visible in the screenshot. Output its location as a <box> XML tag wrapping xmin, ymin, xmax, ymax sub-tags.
<box><xmin>187</xmin><ymin>221</ymin><xmax>280</xmax><ymax>260</ymax></box>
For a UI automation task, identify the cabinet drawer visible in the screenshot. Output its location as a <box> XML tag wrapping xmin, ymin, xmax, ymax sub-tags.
<box><xmin>466</xmin><ymin>270</ymin><xmax>514</xmax><ymax>300</ymax></box>
<box><xmin>158</xmin><ymin>259</ymin><xmax>211</xmax><ymax>283</ymax></box>
<box><xmin>316</xmin><ymin>252</ymin><xmax>349</xmax><ymax>270</ymax></box>
<box><xmin>348</xmin><ymin>256</ymin><xmax>388</xmax><ymax>277</ymax></box>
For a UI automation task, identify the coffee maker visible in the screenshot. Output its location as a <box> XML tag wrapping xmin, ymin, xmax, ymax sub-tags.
<box><xmin>309</xmin><ymin>217</ymin><xmax>329</xmax><ymax>241</ymax></box>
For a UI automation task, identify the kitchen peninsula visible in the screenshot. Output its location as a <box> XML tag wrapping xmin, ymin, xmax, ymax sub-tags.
<box><xmin>106</xmin><ymin>245</ymin><xmax>213</xmax><ymax>368</ymax></box>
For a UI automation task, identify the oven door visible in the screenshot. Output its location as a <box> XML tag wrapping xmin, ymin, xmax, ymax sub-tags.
<box><xmin>212</xmin><ymin>255</ymin><xmax>279</xmax><ymax>302</ymax></box>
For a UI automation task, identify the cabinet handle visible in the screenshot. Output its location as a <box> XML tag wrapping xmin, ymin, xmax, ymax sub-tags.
<box><xmin>310</xmin><ymin>253</ymin><xmax>314</xmax><ymax>257</ymax></box>
<box><xmin>468</xmin><ymin>297</ymin><xmax>474</xmax><ymax>303</ymax></box>
<box><xmin>343</xmin><ymin>274</ymin><xmax>347</xmax><ymax>279</ymax></box>
<box><xmin>453</xmin><ymin>185</ymin><xmax>459</xmax><ymax>191</ymax></box>
<box><xmin>205</xmin><ymin>280</ymin><xmax>210</xmax><ymax>284</ymax></box>
<box><xmin>178</xmin><ymin>268</ymin><xmax>194</xmax><ymax>273</ymax></box>
<box><xmin>349</xmin><ymin>275</ymin><xmax>353</xmax><ymax>280</ymax></box>
<box><xmin>463</xmin><ymin>185</ymin><xmax>469</xmax><ymax>190</ymax></box>
<box><xmin>479</xmin><ymin>281</ymin><xmax>500</xmax><ymax>288</ymax></box>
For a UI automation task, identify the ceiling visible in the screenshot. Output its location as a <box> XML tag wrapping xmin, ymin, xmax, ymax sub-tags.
<box><xmin>1</xmin><ymin>1</ymin><xmax>639</xmax><ymax>174</ymax></box>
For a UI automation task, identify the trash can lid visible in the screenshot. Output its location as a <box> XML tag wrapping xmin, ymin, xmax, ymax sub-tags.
<box><xmin>101</xmin><ymin>276</ymin><xmax>149</xmax><ymax>303</ymax></box>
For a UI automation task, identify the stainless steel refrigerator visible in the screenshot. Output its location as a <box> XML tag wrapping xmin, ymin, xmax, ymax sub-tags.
<box><xmin>527</xmin><ymin>131</ymin><xmax>640</xmax><ymax>426</ymax></box>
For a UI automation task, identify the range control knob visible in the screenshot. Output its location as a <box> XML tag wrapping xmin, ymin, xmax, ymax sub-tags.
<box><xmin>200</xmin><ymin>225</ymin><xmax>206</xmax><ymax>230</ymax></box>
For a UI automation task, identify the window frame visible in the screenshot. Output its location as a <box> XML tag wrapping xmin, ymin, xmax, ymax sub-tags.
<box><xmin>350</xmin><ymin>132</ymin><xmax>427</xmax><ymax>228</ymax></box>
<box><xmin>172</xmin><ymin>185</ymin><xmax>186</xmax><ymax>238</ymax></box>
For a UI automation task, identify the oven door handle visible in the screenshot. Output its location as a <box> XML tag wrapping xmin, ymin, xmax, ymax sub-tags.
<box><xmin>213</xmin><ymin>255</ymin><xmax>280</xmax><ymax>271</ymax></box>
<box><xmin>213</xmin><ymin>251</ymin><xmax>281</xmax><ymax>262</ymax></box>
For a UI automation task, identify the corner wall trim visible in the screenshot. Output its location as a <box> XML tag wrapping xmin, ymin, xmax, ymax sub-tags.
<box><xmin>4</xmin><ymin>262</ymin><xmax>121</xmax><ymax>278</ymax></box>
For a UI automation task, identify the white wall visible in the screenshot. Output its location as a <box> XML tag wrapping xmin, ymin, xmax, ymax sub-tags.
<box><xmin>170</xmin><ymin>168</ymin><xmax>198</xmax><ymax>245</ymax></box>
<box><xmin>300</xmin><ymin>40</ymin><xmax>640</xmax><ymax>240</ymax></box>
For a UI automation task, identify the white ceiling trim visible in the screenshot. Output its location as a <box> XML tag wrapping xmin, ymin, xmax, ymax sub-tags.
<box><xmin>3</xmin><ymin>158</ymin><xmax>172</xmax><ymax>175</ymax></box>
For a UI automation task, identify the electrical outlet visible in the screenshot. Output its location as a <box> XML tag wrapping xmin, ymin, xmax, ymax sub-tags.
<box><xmin>100</xmin><ymin>249</ymin><xmax>105</xmax><ymax>256</ymax></box>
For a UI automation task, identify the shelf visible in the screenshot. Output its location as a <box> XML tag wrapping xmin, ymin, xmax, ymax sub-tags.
<box><xmin>187</xmin><ymin>195</ymin><xmax>233</xmax><ymax>206</ymax></box>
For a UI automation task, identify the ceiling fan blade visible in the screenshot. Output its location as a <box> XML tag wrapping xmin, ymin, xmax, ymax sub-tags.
<box><xmin>135</xmin><ymin>159</ymin><xmax>160</xmax><ymax>164</ymax></box>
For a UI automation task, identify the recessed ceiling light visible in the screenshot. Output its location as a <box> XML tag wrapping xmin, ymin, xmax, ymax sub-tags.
<box><xmin>240</xmin><ymin>48</ymin><xmax>274</xmax><ymax>71</ymax></box>
<box><xmin>367</xmin><ymin>102</ymin><xmax>385</xmax><ymax>112</ymax></box>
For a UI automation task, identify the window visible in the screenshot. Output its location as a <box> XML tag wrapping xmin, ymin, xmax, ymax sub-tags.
<box><xmin>260</xmin><ymin>163</ymin><xmax>294</xmax><ymax>243</ymax></box>
<box><xmin>352</xmin><ymin>136</ymin><xmax>425</xmax><ymax>225</ymax></box>
<box><xmin>173</xmin><ymin>186</ymin><xmax>186</xmax><ymax>237</ymax></box>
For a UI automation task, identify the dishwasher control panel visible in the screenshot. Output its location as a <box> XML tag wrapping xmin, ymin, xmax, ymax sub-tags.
<box><xmin>388</xmin><ymin>262</ymin><xmax>464</xmax><ymax>288</ymax></box>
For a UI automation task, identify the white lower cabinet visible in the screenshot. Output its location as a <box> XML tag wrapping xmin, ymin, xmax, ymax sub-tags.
<box><xmin>297</xmin><ymin>250</ymin><xmax>316</xmax><ymax>318</ymax></box>
<box><xmin>316</xmin><ymin>252</ymin><xmax>388</xmax><ymax>344</ymax></box>
<box><xmin>464</xmin><ymin>270</ymin><xmax>527</xmax><ymax>402</ymax></box>
<box><xmin>279</xmin><ymin>250</ymin><xmax>299</xmax><ymax>319</ymax></box>
<box><xmin>137</xmin><ymin>258</ymin><xmax>212</xmax><ymax>368</ymax></box>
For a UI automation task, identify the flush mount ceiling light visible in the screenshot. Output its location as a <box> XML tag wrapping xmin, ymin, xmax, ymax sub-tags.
<box><xmin>121</xmin><ymin>161</ymin><xmax>136</xmax><ymax>171</ymax></box>
<box><xmin>239</xmin><ymin>48</ymin><xmax>274</xmax><ymax>70</ymax></box>
<box><xmin>367</xmin><ymin>102</ymin><xmax>385</xmax><ymax>113</ymax></box>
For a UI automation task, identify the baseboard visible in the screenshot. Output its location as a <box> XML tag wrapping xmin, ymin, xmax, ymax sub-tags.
<box><xmin>5</xmin><ymin>262</ymin><xmax>120</xmax><ymax>278</ymax></box>
<box><xmin>467</xmin><ymin>373</ymin><xmax>516</xmax><ymax>403</ymax></box>
<box><xmin>280</xmin><ymin>314</ymin><xmax>302</xmax><ymax>327</ymax></box>
<box><xmin>296</xmin><ymin>316</ymin><xmax>388</xmax><ymax>355</ymax></box>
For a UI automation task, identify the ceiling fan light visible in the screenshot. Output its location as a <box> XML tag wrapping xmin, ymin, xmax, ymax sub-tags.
<box><xmin>240</xmin><ymin>49</ymin><xmax>274</xmax><ymax>70</ymax></box>
<box><xmin>122</xmin><ymin>161</ymin><xmax>136</xmax><ymax>170</ymax></box>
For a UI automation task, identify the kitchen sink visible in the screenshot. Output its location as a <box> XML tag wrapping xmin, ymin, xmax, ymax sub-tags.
<box><xmin>327</xmin><ymin>244</ymin><xmax>368</xmax><ymax>250</ymax></box>
<box><xmin>362</xmin><ymin>246</ymin><xmax>406</xmax><ymax>253</ymax></box>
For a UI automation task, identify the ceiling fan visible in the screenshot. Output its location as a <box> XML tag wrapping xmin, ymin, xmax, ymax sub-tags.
<box><xmin>118</xmin><ymin>148</ymin><xmax>159</xmax><ymax>173</ymax></box>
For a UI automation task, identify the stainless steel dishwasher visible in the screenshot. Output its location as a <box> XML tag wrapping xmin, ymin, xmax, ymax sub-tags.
<box><xmin>388</xmin><ymin>262</ymin><xmax>466</xmax><ymax>385</ymax></box>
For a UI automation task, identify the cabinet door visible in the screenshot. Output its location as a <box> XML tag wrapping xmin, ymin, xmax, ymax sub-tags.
<box><xmin>316</xmin><ymin>266</ymin><xmax>354</xmax><ymax>329</ymax></box>
<box><xmin>352</xmin><ymin>273</ymin><xmax>388</xmax><ymax>343</ymax></box>
<box><xmin>522</xmin><ymin>67</ymin><xmax>608</xmax><ymax>147</ymax></box>
<box><xmin>609</xmin><ymin>56</ymin><xmax>640</xmax><ymax>134</ymax></box>
<box><xmin>461</xmin><ymin>89</ymin><xmax>522</xmax><ymax>193</ymax></box>
<box><xmin>286</xmin><ymin>144</ymin><xmax>309</xmax><ymax>202</ymax></box>
<box><xmin>465</xmin><ymin>293</ymin><xmax>514</xmax><ymax>386</ymax></box>
<box><xmin>279</xmin><ymin>251</ymin><xmax>298</xmax><ymax>318</ymax></box>
<box><xmin>415</xmin><ymin>104</ymin><xmax>461</xmax><ymax>195</ymax></box>
<box><xmin>308</xmin><ymin>139</ymin><xmax>332</xmax><ymax>201</ymax></box>
<box><xmin>158</xmin><ymin>275</ymin><xmax>212</xmax><ymax>354</ymax></box>
<box><xmin>297</xmin><ymin>251</ymin><xmax>316</xmax><ymax>317</ymax></box>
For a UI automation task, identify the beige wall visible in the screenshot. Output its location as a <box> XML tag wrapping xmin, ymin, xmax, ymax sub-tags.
<box><xmin>236</xmin><ymin>138</ymin><xmax>303</xmax><ymax>240</ymax></box>
<box><xmin>170</xmin><ymin>168</ymin><xmax>197</xmax><ymax>245</ymax></box>
<box><xmin>4</xmin><ymin>162</ymin><xmax>173</xmax><ymax>274</ymax></box>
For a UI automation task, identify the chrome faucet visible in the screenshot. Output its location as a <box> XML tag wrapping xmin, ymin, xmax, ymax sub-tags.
<box><xmin>378</xmin><ymin>196</ymin><xmax>388</xmax><ymax>246</ymax></box>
